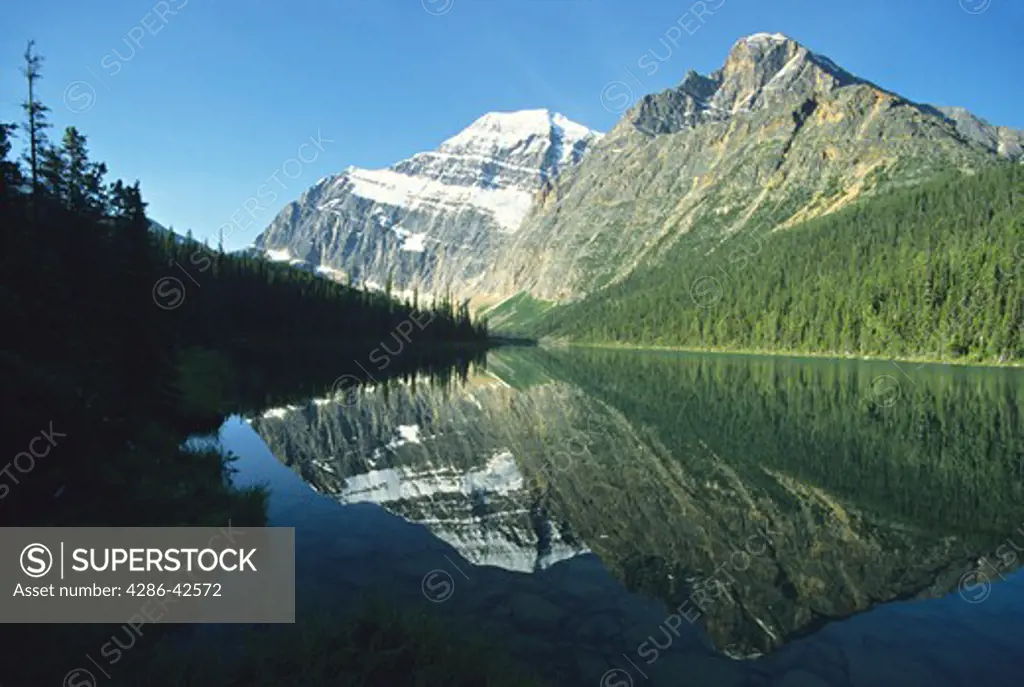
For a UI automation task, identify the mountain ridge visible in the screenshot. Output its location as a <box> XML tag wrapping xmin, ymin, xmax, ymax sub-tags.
<box><xmin>254</xmin><ymin>33</ymin><xmax>1023</xmax><ymax>311</ymax></box>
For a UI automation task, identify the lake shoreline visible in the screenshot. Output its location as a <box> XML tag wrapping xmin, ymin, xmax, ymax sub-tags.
<box><xmin>535</xmin><ymin>340</ymin><xmax>1024</xmax><ymax>370</ymax></box>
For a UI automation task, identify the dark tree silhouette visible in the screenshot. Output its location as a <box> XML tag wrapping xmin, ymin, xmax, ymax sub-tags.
<box><xmin>20</xmin><ymin>39</ymin><xmax>49</xmax><ymax>197</ymax></box>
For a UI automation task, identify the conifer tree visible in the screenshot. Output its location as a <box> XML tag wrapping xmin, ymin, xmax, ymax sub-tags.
<box><xmin>20</xmin><ymin>40</ymin><xmax>49</xmax><ymax>196</ymax></box>
<box><xmin>62</xmin><ymin>127</ymin><xmax>107</xmax><ymax>215</ymax></box>
<box><xmin>0</xmin><ymin>120</ymin><xmax>22</xmax><ymax>198</ymax></box>
<box><xmin>38</xmin><ymin>142</ymin><xmax>67</xmax><ymax>203</ymax></box>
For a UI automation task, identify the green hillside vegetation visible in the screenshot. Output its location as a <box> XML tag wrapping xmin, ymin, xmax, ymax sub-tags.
<box><xmin>481</xmin><ymin>291</ymin><xmax>556</xmax><ymax>332</ymax></box>
<box><xmin>513</xmin><ymin>164</ymin><xmax>1024</xmax><ymax>364</ymax></box>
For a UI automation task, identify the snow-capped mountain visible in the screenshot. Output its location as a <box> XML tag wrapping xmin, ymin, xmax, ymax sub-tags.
<box><xmin>254</xmin><ymin>109</ymin><xmax>602</xmax><ymax>299</ymax></box>
<box><xmin>255</xmin><ymin>33</ymin><xmax>1023</xmax><ymax>313</ymax></box>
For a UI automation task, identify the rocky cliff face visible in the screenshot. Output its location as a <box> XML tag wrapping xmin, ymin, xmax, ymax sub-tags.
<box><xmin>936</xmin><ymin>105</ymin><xmax>1024</xmax><ymax>159</ymax></box>
<box><xmin>253</xmin><ymin>110</ymin><xmax>601</xmax><ymax>301</ymax></box>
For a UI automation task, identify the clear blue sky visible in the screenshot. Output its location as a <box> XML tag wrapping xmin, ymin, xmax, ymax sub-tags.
<box><xmin>2</xmin><ymin>0</ymin><xmax>1021</xmax><ymax>250</ymax></box>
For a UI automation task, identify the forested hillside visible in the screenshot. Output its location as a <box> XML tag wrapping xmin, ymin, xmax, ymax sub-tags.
<box><xmin>518</xmin><ymin>164</ymin><xmax>1023</xmax><ymax>364</ymax></box>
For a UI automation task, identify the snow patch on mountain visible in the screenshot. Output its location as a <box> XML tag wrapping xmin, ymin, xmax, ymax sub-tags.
<box><xmin>429</xmin><ymin>528</ymin><xmax>587</xmax><ymax>573</ymax></box>
<box><xmin>401</xmin><ymin>232</ymin><xmax>428</xmax><ymax>252</ymax></box>
<box><xmin>345</xmin><ymin>167</ymin><xmax>534</xmax><ymax>233</ymax></box>
<box><xmin>441</xmin><ymin>109</ymin><xmax>600</xmax><ymax>169</ymax></box>
<box><xmin>743</xmin><ymin>32</ymin><xmax>789</xmax><ymax>44</ymax></box>
<box><xmin>337</xmin><ymin>449</ymin><xmax>525</xmax><ymax>504</ymax></box>
<box><xmin>265</xmin><ymin>248</ymin><xmax>294</xmax><ymax>262</ymax></box>
<box><xmin>386</xmin><ymin>424</ymin><xmax>423</xmax><ymax>450</ymax></box>
<box><xmin>315</xmin><ymin>264</ymin><xmax>345</xmax><ymax>279</ymax></box>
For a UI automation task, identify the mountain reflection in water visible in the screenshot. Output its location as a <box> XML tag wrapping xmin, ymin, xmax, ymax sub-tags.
<box><xmin>224</xmin><ymin>347</ymin><xmax>1024</xmax><ymax>686</ymax></box>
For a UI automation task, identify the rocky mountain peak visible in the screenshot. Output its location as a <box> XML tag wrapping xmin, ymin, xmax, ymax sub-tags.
<box><xmin>719</xmin><ymin>32</ymin><xmax>805</xmax><ymax>93</ymax></box>
<box><xmin>435</xmin><ymin>108</ymin><xmax>602</xmax><ymax>183</ymax></box>
<box><xmin>724</xmin><ymin>31</ymin><xmax>798</xmax><ymax>65</ymax></box>
<box><xmin>442</xmin><ymin>109</ymin><xmax>597</xmax><ymax>151</ymax></box>
<box><xmin>618</xmin><ymin>33</ymin><xmax>865</xmax><ymax>137</ymax></box>
<box><xmin>721</xmin><ymin>33</ymin><xmax>858</xmax><ymax>88</ymax></box>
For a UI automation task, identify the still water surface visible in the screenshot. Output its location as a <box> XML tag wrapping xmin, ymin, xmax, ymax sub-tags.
<box><xmin>220</xmin><ymin>347</ymin><xmax>1024</xmax><ymax>686</ymax></box>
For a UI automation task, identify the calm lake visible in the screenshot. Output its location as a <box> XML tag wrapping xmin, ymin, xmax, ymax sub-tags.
<box><xmin>218</xmin><ymin>347</ymin><xmax>1024</xmax><ymax>687</ymax></box>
